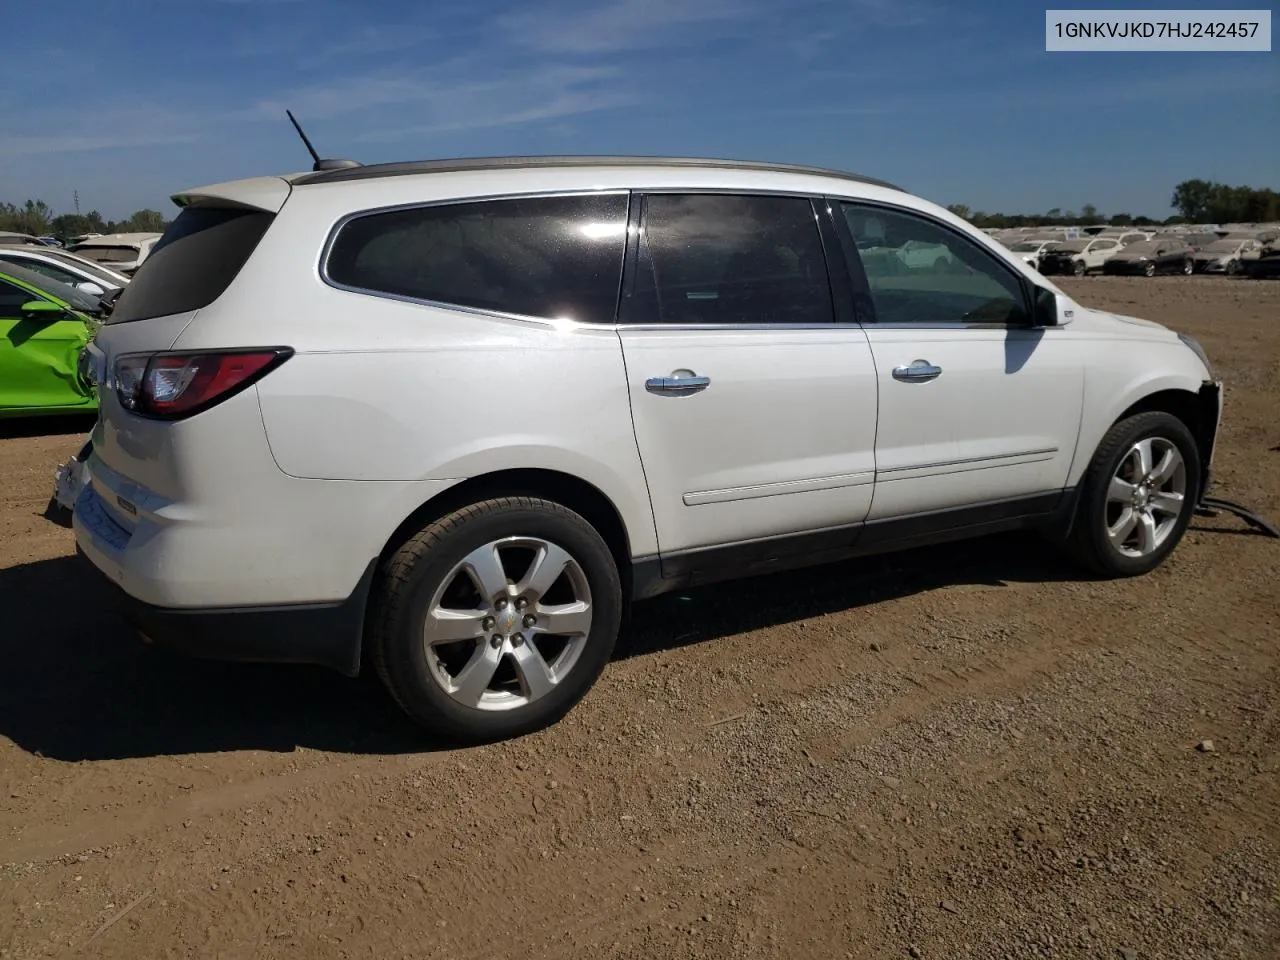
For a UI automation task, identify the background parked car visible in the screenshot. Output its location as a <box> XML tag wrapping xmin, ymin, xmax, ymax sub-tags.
<box><xmin>0</xmin><ymin>245</ymin><xmax>130</xmax><ymax>297</ymax></box>
<box><xmin>0</xmin><ymin>231</ymin><xmax>46</xmax><ymax>247</ymax></box>
<box><xmin>1038</xmin><ymin>237</ymin><xmax>1123</xmax><ymax>276</ymax></box>
<box><xmin>1239</xmin><ymin>239</ymin><xmax>1280</xmax><ymax>278</ymax></box>
<box><xmin>1006</xmin><ymin>238</ymin><xmax>1062</xmax><ymax>270</ymax></box>
<box><xmin>1192</xmin><ymin>238</ymin><xmax>1260</xmax><ymax>274</ymax></box>
<box><xmin>67</xmin><ymin>232</ymin><xmax>161</xmax><ymax>276</ymax></box>
<box><xmin>1102</xmin><ymin>239</ymin><xmax>1194</xmax><ymax>276</ymax></box>
<box><xmin>0</xmin><ymin>262</ymin><xmax>101</xmax><ymax>417</ymax></box>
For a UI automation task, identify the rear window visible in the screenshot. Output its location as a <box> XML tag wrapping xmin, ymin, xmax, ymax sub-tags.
<box><xmin>107</xmin><ymin>207</ymin><xmax>275</xmax><ymax>324</ymax></box>
<box><xmin>71</xmin><ymin>245</ymin><xmax>139</xmax><ymax>264</ymax></box>
<box><xmin>325</xmin><ymin>193</ymin><xmax>629</xmax><ymax>324</ymax></box>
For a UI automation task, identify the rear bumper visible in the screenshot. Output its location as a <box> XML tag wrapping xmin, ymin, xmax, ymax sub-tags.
<box><xmin>78</xmin><ymin>546</ymin><xmax>374</xmax><ymax>675</ymax></box>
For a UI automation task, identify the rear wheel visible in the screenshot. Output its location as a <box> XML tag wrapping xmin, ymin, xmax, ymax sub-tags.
<box><xmin>1067</xmin><ymin>412</ymin><xmax>1200</xmax><ymax>577</ymax></box>
<box><xmin>1143</xmin><ymin>262</ymin><xmax>1156</xmax><ymax>277</ymax></box>
<box><xmin>1182</xmin><ymin>258</ymin><xmax>1193</xmax><ymax>276</ymax></box>
<box><xmin>369</xmin><ymin>497</ymin><xmax>623</xmax><ymax>743</ymax></box>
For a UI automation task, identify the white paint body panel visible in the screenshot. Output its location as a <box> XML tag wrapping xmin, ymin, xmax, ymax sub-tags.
<box><xmin>618</xmin><ymin>325</ymin><xmax>877</xmax><ymax>553</ymax></box>
<box><xmin>862</xmin><ymin>326</ymin><xmax>1084</xmax><ymax>519</ymax></box>
<box><xmin>72</xmin><ymin>160</ymin><xmax>1214</xmax><ymax>615</ymax></box>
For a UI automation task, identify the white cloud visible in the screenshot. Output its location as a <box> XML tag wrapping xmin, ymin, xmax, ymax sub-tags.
<box><xmin>496</xmin><ymin>0</ymin><xmax>757</xmax><ymax>54</ymax></box>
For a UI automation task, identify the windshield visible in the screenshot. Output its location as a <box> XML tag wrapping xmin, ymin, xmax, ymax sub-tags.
<box><xmin>69</xmin><ymin>244</ymin><xmax>140</xmax><ymax>264</ymax></box>
<box><xmin>1010</xmin><ymin>242</ymin><xmax>1046</xmax><ymax>252</ymax></box>
<box><xmin>1199</xmin><ymin>240</ymin><xmax>1239</xmax><ymax>253</ymax></box>
<box><xmin>0</xmin><ymin>261</ymin><xmax>100</xmax><ymax>312</ymax></box>
<box><xmin>1053</xmin><ymin>242</ymin><xmax>1087</xmax><ymax>253</ymax></box>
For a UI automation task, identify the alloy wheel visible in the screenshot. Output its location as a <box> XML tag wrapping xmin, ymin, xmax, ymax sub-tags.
<box><xmin>421</xmin><ymin>537</ymin><xmax>593</xmax><ymax>711</ymax></box>
<box><xmin>1105</xmin><ymin>437</ymin><xmax>1188</xmax><ymax>558</ymax></box>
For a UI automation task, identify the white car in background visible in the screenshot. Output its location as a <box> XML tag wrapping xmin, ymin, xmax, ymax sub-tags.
<box><xmin>1006</xmin><ymin>239</ymin><xmax>1063</xmax><ymax>269</ymax></box>
<box><xmin>68</xmin><ymin>232</ymin><xmax>162</xmax><ymax>276</ymax></box>
<box><xmin>71</xmin><ymin>155</ymin><xmax>1222</xmax><ymax>743</ymax></box>
<box><xmin>1038</xmin><ymin>236</ymin><xmax>1124</xmax><ymax>276</ymax></box>
<box><xmin>0</xmin><ymin>245</ymin><xmax>130</xmax><ymax>297</ymax></box>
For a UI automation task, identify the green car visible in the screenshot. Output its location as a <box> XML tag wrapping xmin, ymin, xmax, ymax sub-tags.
<box><xmin>0</xmin><ymin>261</ymin><xmax>102</xmax><ymax>417</ymax></box>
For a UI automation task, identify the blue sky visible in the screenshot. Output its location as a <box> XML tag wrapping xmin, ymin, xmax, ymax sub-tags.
<box><xmin>3</xmin><ymin>0</ymin><xmax>1275</xmax><ymax>220</ymax></box>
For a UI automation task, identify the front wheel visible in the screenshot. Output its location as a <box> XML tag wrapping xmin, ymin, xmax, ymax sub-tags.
<box><xmin>1182</xmin><ymin>258</ymin><xmax>1193</xmax><ymax>276</ymax></box>
<box><xmin>1143</xmin><ymin>262</ymin><xmax>1156</xmax><ymax>277</ymax></box>
<box><xmin>1226</xmin><ymin>259</ymin><xmax>1239</xmax><ymax>276</ymax></box>
<box><xmin>1067</xmin><ymin>412</ymin><xmax>1201</xmax><ymax>577</ymax></box>
<box><xmin>368</xmin><ymin>497</ymin><xmax>623</xmax><ymax>743</ymax></box>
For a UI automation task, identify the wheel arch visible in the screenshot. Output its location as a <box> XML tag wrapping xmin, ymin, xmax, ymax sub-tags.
<box><xmin>1057</xmin><ymin>380</ymin><xmax>1220</xmax><ymax>539</ymax></box>
<box><xmin>374</xmin><ymin>468</ymin><xmax>637</xmax><ymax>595</ymax></box>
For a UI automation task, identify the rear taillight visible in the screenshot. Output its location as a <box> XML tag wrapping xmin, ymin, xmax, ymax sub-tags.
<box><xmin>113</xmin><ymin>348</ymin><xmax>292</xmax><ymax>419</ymax></box>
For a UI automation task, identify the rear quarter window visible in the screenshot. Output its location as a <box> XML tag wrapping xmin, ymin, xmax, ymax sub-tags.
<box><xmin>325</xmin><ymin>193</ymin><xmax>629</xmax><ymax>324</ymax></box>
<box><xmin>107</xmin><ymin>207</ymin><xmax>275</xmax><ymax>324</ymax></box>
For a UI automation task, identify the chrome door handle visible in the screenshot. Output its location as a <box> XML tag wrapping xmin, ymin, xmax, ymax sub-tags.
<box><xmin>892</xmin><ymin>360</ymin><xmax>942</xmax><ymax>382</ymax></box>
<box><xmin>645</xmin><ymin>373</ymin><xmax>710</xmax><ymax>396</ymax></box>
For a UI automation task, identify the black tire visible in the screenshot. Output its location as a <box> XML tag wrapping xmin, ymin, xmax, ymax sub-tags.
<box><xmin>1182</xmin><ymin>258</ymin><xmax>1193</xmax><ymax>276</ymax></box>
<box><xmin>1067</xmin><ymin>411</ymin><xmax>1201</xmax><ymax>578</ymax></box>
<box><xmin>368</xmin><ymin>497</ymin><xmax>623</xmax><ymax>743</ymax></box>
<box><xmin>1072</xmin><ymin>259</ymin><xmax>1086</xmax><ymax>277</ymax></box>
<box><xmin>1226</xmin><ymin>259</ymin><xmax>1239</xmax><ymax>276</ymax></box>
<box><xmin>1143</xmin><ymin>262</ymin><xmax>1156</xmax><ymax>277</ymax></box>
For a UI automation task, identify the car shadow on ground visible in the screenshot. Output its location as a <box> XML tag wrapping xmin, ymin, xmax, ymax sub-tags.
<box><xmin>0</xmin><ymin>532</ymin><xmax>1089</xmax><ymax>764</ymax></box>
<box><xmin>618</xmin><ymin>532</ymin><xmax>1081</xmax><ymax>661</ymax></box>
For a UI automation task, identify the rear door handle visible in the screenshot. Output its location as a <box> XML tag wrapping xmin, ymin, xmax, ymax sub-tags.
<box><xmin>892</xmin><ymin>360</ymin><xmax>942</xmax><ymax>383</ymax></box>
<box><xmin>646</xmin><ymin>372</ymin><xmax>710</xmax><ymax>396</ymax></box>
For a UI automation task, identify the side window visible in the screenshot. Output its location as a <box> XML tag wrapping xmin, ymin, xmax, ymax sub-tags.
<box><xmin>326</xmin><ymin>193</ymin><xmax>628</xmax><ymax>324</ymax></box>
<box><xmin>625</xmin><ymin>193</ymin><xmax>833</xmax><ymax>325</ymax></box>
<box><xmin>0</xmin><ymin>280</ymin><xmax>36</xmax><ymax>313</ymax></box>
<box><xmin>840</xmin><ymin>202</ymin><xmax>1028</xmax><ymax>325</ymax></box>
<box><xmin>16</xmin><ymin>260</ymin><xmax>81</xmax><ymax>287</ymax></box>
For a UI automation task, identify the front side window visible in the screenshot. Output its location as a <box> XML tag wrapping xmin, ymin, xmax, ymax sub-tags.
<box><xmin>841</xmin><ymin>202</ymin><xmax>1028</xmax><ymax>325</ymax></box>
<box><xmin>326</xmin><ymin>193</ymin><xmax>629</xmax><ymax>324</ymax></box>
<box><xmin>624</xmin><ymin>193</ymin><xmax>833</xmax><ymax>325</ymax></box>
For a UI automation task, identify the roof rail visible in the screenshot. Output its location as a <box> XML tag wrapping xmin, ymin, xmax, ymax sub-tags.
<box><xmin>292</xmin><ymin>155</ymin><xmax>902</xmax><ymax>191</ymax></box>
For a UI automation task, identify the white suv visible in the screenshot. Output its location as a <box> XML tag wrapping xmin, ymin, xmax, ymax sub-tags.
<box><xmin>72</xmin><ymin>156</ymin><xmax>1222</xmax><ymax>742</ymax></box>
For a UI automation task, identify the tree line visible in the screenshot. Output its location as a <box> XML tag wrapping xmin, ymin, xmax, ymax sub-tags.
<box><xmin>0</xmin><ymin>200</ymin><xmax>170</xmax><ymax>240</ymax></box>
<box><xmin>947</xmin><ymin>179</ymin><xmax>1278</xmax><ymax>229</ymax></box>
<box><xmin>5</xmin><ymin>177</ymin><xmax>1276</xmax><ymax>241</ymax></box>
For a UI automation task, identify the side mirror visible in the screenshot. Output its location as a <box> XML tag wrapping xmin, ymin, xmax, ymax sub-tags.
<box><xmin>1032</xmin><ymin>287</ymin><xmax>1063</xmax><ymax>326</ymax></box>
<box><xmin>21</xmin><ymin>300</ymin><xmax>67</xmax><ymax>320</ymax></box>
<box><xmin>76</xmin><ymin>281</ymin><xmax>106</xmax><ymax>297</ymax></box>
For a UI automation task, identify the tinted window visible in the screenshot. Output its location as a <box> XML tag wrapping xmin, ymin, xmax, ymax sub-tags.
<box><xmin>107</xmin><ymin>207</ymin><xmax>275</xmax><ymax>324</ymax></box>
<box><xmin>10</xmin><ymin>259</ymin><xmax>82</xmax><ymax>288</ymax></box>
<box><xmin>0</xmin><ymin>280</ymin><xmax>32</xmax><ymax>313</ymax></box>
<box><xmin>626</xmin><ymin>194</ymin><xmax>832</xmax><ymax>324</ymax></box>
<box><xmin>0</xmin><ymin>261</ymin><xmax>98</xmax><ymax>311</ymax></box>
<box><xmin>327</xmin><ymin>194</ymin><xmax>628</xmax><ymax>324</ymax></box>
<box><xmin>842</xmin><ymin>203</ymin><xmax>1027</xmax><ymax>325</ymax></box>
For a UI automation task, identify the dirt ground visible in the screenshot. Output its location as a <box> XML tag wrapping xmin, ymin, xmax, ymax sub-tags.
<box><xmin>1</xmin><ymin>277</ymin><xmax>1277</xmax><ymax>960</ymax></box>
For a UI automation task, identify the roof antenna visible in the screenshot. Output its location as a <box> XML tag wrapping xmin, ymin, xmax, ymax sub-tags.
<box><xmin>285</xmin><ymin>109</ymin><xmax>361</xmax><ymax>173</ymax></box>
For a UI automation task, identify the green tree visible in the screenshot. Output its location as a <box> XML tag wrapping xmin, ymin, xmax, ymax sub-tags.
<box><xmin>0</xmin><ymin>199</ymin><xmax>54</xmax><ymax>235</ymax></box>
<box><xmin>945</xmin><ymin>203</ymin><xmax>971</xmax><ymax>220</ymax></box>
<box><xmin>1081</xmin><ymin>203</ymin><xmax>1099</xmax><ymax>221</ymax></box>
<box><xmin>117</xmin><ymin>209</ymin><xmax>168</xmax><ymax>233</ymax></box>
